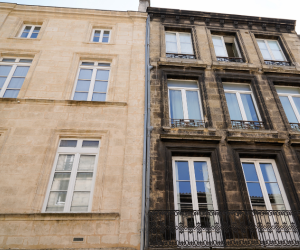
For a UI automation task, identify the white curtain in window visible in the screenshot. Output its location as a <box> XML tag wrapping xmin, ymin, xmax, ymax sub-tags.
<box><xmin>169</xmin><ymin>89</ymin><xmax>184</xmax><ymax>119</ymax></box>
<box><xmin>212</xmin><ymin>36</ymin><xmax>227</xmax><ymax>57</ymax></box>
<box><xmin>186</xmin><ymin>91</ymin><xmax>201</xmax><ymax>120</ymax></box>
<box><xmin>179</xmin><ymin>33</ymin><xmax>193</xmax><ymax>54</ymax></box>
<box><xmin>225</xmin><ymin>93</ymin><xmax>243</xmax><ymax>120</ymax></box>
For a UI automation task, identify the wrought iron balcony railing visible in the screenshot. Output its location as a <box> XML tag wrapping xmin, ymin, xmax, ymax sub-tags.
<box><xmin>231</xmin><ymin>120</ymin><xmax>265</xmax><ymax>130</ymax></box>
<box><xmin>166</xmin><ymin>53</ymin><xmax>195</xmax><ymax>59</ymax></box>
<box><xmin>167</xmin><ymin>119</ymin><xmax>206</xmax><ymax>128</ymax></box>
<box><xmin>290</xmin><ymin>123</ymin><xmax>300</xmax><ymax>132</ymax></box>
<box><xmin>264</xmin><ymin>60</ymin><xmax>291</xmax><ymax>66</ymax></box>
<box><xmin>148</xmin><ymin>210</ymin><xmax>300</xmax><ymax>248</ymax></box>
<box><xmin>217</xmin><ymin>57</ymin><xmax>243</xmax><ymax>63</ymax></box>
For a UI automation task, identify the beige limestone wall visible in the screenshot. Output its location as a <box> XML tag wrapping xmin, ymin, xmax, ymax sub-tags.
<box><xmin>0</xmin><ymin>3</ymin><xmax>146</xmax><ymax>250</ymax></box>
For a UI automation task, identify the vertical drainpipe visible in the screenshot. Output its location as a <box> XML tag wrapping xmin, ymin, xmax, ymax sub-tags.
<box><xmin>140</xmin><ymin>14</ymin><xmax>150</xmax><ymax>250</ymax></box>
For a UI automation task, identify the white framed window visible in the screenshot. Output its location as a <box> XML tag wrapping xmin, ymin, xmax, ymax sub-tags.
<box><xmin>43</xmin><ymin>139</ymin><xmax>100</xmax><ymax>212</ymax></box>
<box><xmin>19</xmin><ymin>25</ymin><xmax>41</xmax><ymax>39</ymax></box>
<box><xmin>223</xmin><ymin>83</ymin><xmax>261</xmax><ymax>121</ymax></box>
<box><xmin>276</xmin><ymin>86</ymin><xmax>300</xmax><ymax>124</ymax></box>
<box><xmin>165</xmin><ymin>31</ymin><xmax>194</xmax><ymax>55</ymax></box>
<box><xmin>72</xmin><ymin>61</ymin><xmax>111</xmax><ymax>101</ymax></box>
<box><xmin>212</xmin><ymin>35</ymin><xmax>241</xmax><ymax>58</ymax></box>
<box><xmin>0</xmin><ymin>57</ymin><xmax>32</xmax><ymax>98</ymax></box>
<box><xmin>91</xmin><ymin>29</ymin><xmax>111</xmax><ymax>43</ymax></box>
<box><xmin>168</xmin><ymin>80</ymin><xmax>203</xmax><ymax>121</ymax></box>
<box><xmin>256</xmin><ymin>39</ymin><xmax>286</xmax><ymax>61</ymax></box>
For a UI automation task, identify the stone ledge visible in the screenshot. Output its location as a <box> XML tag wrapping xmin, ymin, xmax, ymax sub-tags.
<box><xmin>0</xmin><ymin>213</ymin><xmax>119</xmax><ymax>221</ymax></box>
<box><xmin>0</xmin><ymin>98</ymin><xmax>127</xmax><ymax>107</ymax></box>
<box><xmin>162</xmin><ymin>126</ymin><xmax>216</xmax><ymax>132</ymax></box>
<box><xmin>227</xmin><ymin>136</ymin><xmax>286</xmax><ymax>144</ymax></box>
<box><xmin>158</xmin><ymin>57</ymin><xmax>207</xmax><ymax>68</ymax></box>
<box><xmin>211</xmin><ymin>61</ymin><xmax>259</xmax><ymax>71</ymax></box>
<box><xmin>227</xmin><ymin>129</ymin><xmax>278</xmax><ymax>134</ymax></box>
<box><xmin>262</xmin><ymin>65</ymin><xmax>300</xmax><ymax>74</ymax></box>
<box><xmin>160</xmin><ymin>134</ymin><xmax>221</xmax><ymax>141</ymax></box>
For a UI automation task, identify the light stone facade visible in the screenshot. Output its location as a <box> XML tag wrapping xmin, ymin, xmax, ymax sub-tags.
<box><xmin>0</xmin><ymin>3</ymin><xmax>147</xmax><ymax>250</ymax></box>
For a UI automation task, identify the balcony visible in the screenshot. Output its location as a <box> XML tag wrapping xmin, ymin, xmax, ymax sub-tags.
<box><xmin>167</xmin><ymin>119</ymin><xmax>206</xmax><ymax>129</ymax></box>
<box><xmin>231</xmin><ymin>120</ymin><xmax>265</xmax><ymax>130</ymax></box>
<box><xmin>148</xmin><ymin>210</ymin><xmax>300</xmax><ymax>248</ymax></box>
<box><xmin>290</xmin><ymin>123</ymin><xmax>300</xmax><ymax>132</ymax></box>
<box><xmin>166</xmin><ymin>53</ymin><xmax>195</xmax><ymax>59</ymax></box>
<box><xmin>264</xmin><ymin>60</ymin><xmax>291</xmax><ymax>66</ymax></box>
<box><xmin>217</xmin><ymin>57</ymin><xmax>243</xmax><ymax>63</ymax></box>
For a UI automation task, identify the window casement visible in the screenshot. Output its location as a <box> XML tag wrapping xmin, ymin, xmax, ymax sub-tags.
<box><xmin>43</xmin><ymin>139</ymin><xmax>100</xmax><ymax>212</ymax></box>
<box><xmin>91</xmin><ymin>29</ymin><xmax>111</xmax><ymax>43</ymax></box>
<box><xmin>72</xmin><ymin>61</ymin><xmax>110</xmax><ymax>101</ymax></box>
<box><xmin>168</xmin><ymin>80</ymin><xmax>204</xmax><ymax>128</ymax></box>
<box><xmin>0</xmin><ymin>57</ymin><xmax>32</xmax><ymax>98</ymax></box>
<box><xmin>276</xmin><ymin>86</ymin><xmax>300</xmax><ymax>128</ymax></box>
<box><xmin>223</xmin><ymin>83</ymin><xmax>263</xmax><ymax>129</ymax></box>
<box><xmin>165</xmin><ymin>31</ymin><xmax>194</xmax><ymax>59</ymax></box>
<box><xmin>256</xmin><ymin>39</ymin><xmax>289</xmax><ymax>66</ymax></box>
<box><xmin>19</xmin><ymin>25</ymin><xmax>41</xmax><ymax>39</ymax></box>
<box><xmin>172</xmin><ymin>156</ymin><xmax>218</xmax><ymax>230</ymax></box>
<box><xmin>211</xmin><ymin>35</ymin><xmax>243</xmax><ymax>63</ymax></box>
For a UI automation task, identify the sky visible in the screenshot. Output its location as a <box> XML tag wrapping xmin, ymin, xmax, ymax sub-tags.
<box><xmin>0</xmin><ymin>0</ymin><xmax>299</xmax><ymax>33</ymax></box>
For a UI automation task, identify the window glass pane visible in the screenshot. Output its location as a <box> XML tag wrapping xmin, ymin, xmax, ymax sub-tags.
<box><xmin>60</xmin><ymin>140</ymin><xmax>77</xmax><ymax>147</ymax></box>
<box><xmin>102</xmin><ymin>37</ymin><xmax>109</xmax><ymax>43</ymax></box>
<box><xmin>19</xmin><ymin>59</ymin><xmax>33</xmax><ymax>63</ymax></box>
<box><xmin>82</xmin><ymin>140</ymin><xmax>99</xmax><ymax>148</ymax></box>
<box><xmin>166</xmin><ymin>42</ymin><xmax>178</xmax><ymax>53</ymax></box>
<box><xmin>272</xmin><ymin>50</ymin><xmax>285</xmax><ymax>61</ymax></box>
<box><xmin>24</xmin><ymin>26</ymin><xmax>32</xmax><ymax>32</ymax></box>
<box><xmin>293</xmin><ymin>97</ymin><xmax>300</xmax><ymax>116</ymax></box>
<box><xmin>93</xmin><ymin>36</ymin><xmax>100</xmax><ymax>42</ymax></box>
<box><xmin>73</xmin><ymin>92</ymin><xmax>88</xmax><ymax>101</ymax></box>
<box><xmin>55</xmin><ymin>154</ymin><xmax>75</xmax><ymax>171</ymax></box>
<box><xmin>175</xmin><ymin>161</ymin><xmax>190</xmax><ymax>180</ymax></box>
<box><xmin>3</xmin><ymin>89</ymin><xmax>19</xmax><ymax>98</ymax></box>
<box><xmin>177</xmin><ymin>182</ymin><xmax>192</xmax><ymax>203</ymax></box>
<box><xmin>169</xmin><ymin>89</ymin><xmax>184</xmax><ymax>119</ymax></box>
<box><xmin>2</xmin><ymin>58</ymin><xmax>16</xmax><ymax>62</ymax></box>
<box><xmin>13</xmin><ymin>66</ymin><xmax>30</xmax><ymax>77</ymax></box>
<box><xmin>223</xmin><ymin>83</ymin><xmax>251</xmax><ymax>91</ymax></box>
<box><xmin>46</xmin><ymin>192</ymin><xmax>66</xmax><ymax>212</ymax></box>
<box><xmin>240</xmin><ymin>94</ymin><xmax>259</xmax><ymax>121</ymax></box>
<box><xmin>70</xmin><ymin>192</ymin><xmax>90</xmax><ymax>211</ymax></box>
<box><xmin>186</xmin><ymin>91</ymin><xmax>201</xmax><ymax>120</ymax></box>
<box><xmin>212</xmin><ymin>36</ymin><xmax>223</xmax><ymax>46</ymax></box>
<box><xmin>92</xmin><ymin>93</ymin><xmax>106</xmax><ymax>101</ymax></box>
<box><xmin>168</xmin><ymin>81</ymin><xmax>198</xmax><ymax>88</ymax></box>
<box><xmin>0</xmin><ymin>65</ymin><xmax>12</xmax><ymax>76</ymax></box>
<box><xmin>165</xmin><ymin>32</ymin><xmax>177</xmax><ymax>42</ymax></box>
<box><xmin>7</xmin><ymin>78</ymin><xmax>25</xmax><ymax>89</ymax></box>
<box><xmin>225</xmin><ymin>93</ymin><xmax>243</xmax><ymax>120</ymax></box>
<box><xmin>214</xmin><ymin>46</ymin><xmax>227</xmax><ymax>57</ymax></box>
<box><xmin>267</xmin><ymin>40</ymin><xmax>280</xmax><ymax>51</ymax></box>
<box><xmin>94</xmin><ymin>81</ymin><xmax>108</xmax><ymax>92</ymax></box>
<box><xmin>246</xmin><ymin>182</ymin><xmax>265</xmax><ymax>206</ymax></box>
<box><xmin>265</xmin><ymin>183</ymin><xmax>284</xmax><ymax>204</ymax></box>
<box><xmin>257</xmin><ymin>40</ymin><xmax>272</xmax><ymax>60</ymax></box>
<box><xmin>98</xmin><ymin>63</ymin><xmax>110</xmax><ymax>67</ymax></box>
<box><xmin>179</xmin><ymin>33</ymin><xmax>192</xmax><ymax>43</ymax></box>
<box><xmin>103</xmin><ymin>31</ymin><xmax>110</xmax><ymax>35</ymax></box>
<box><xmin>33</xmin><ymin>26</ymin><xmax>41</xmax><ymax>31</ymax></box>
<box><xmin>96</xmin><ymin>70</ymin><xmax>109</xmax><ymax>80</ymax></box>
<box><xmin>78</xmin><ymin>155</ymin><xmax>96</xmax><ymax>171</ymax></box>
<box><xmin>260</xmin><ymin>163</ymin><xmax>277</xmax><ymax>182</ymax></box>
<box><xmin>194</xmin><ymin>162</ymin><xmax>209</xmax><ymax>181</ymax></box>
<box><xmin>279</xmin><ymin>96</ymin><xmax>298</xmax><ymax>123</ymax></box>
<box><xmin>94</xmin><ymin>30</ymin><xmax>101</xmax><ymax>36</ymax></box>
<box><xmin>30</xmin><ymin>33</ymin><xmax>38</xmax><ymax>38</ymax></box>
<box><xmin>81</xmin><ymin>62</ymin><xmax>94</xmax><ymax>66</ymax></box>
<box><xmin>212</xmin><ymin>36</ymin><xmax>227</xmax><ymax>57</ymax></box>
<box><xmin>0</xmin><ymin>77</ymin><xmax>6</xmax><ymax>89</ymax></box>
<box><xmin>196</xmin><ymin>182</ymin><xmax>212</xmax><ymax>204</ymax></box>
<box><xmin>21</xmin><ymin>32</ymin><xmax>29</xmax><ymax>38</ymax></box>
<box><xmin>78</xmin><ymin>69</ymin><xmax>93</xmax><ymax>79</ymax></box>
<box><xmin>51</xmin><ymin>173</ymin><xmax>71</xmax><ymax>191</ymax></box>
<box><xmin>257</xmin><ymin>40</ymin><xmax>268</xmax><ymax>49</ymax></box>
<box><xmin>276</xmin><ymin>86</ymin><xmax>300</xmax><ymax>95</ymax></box>
<box><xmin>74</xmin><ymin>173</ymin><xmax>93</xmax><ymax>191</ymax></box>
<box><xmin>242</xmin><ymin>163</ymin><xmax>259</xmax><ymax>182</ymax></box>
<box><xmin>75</xmin><ymin>80</ymin><xmax>91</xmax><ymax>92</ymax></box>
<box><xmin>180</xmin><ymin>43</ymin><xmax>193</xmax><ymax>54</ymax></box>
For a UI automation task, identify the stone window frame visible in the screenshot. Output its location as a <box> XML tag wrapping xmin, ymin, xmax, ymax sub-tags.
<box><xmin>267</xmin><ymin>75</ymin><xmax>300</xmax><ymax>132</ymax></box>
<box><xmin>161</xmin><ymin>68</ymin><xmax>212</xmax><ymax>128</ymax></box>
<box><xmin>230</xmin><ymin>143</ymin><xmax>300</xmax><ymax>211</ymax></box>
<box><xmin>250</xmin><ymin>31</ymin><xmax>296</xmax><ymax>67</ymax></box>
<box><xmin>216</xmin><ymin>72</ymin><xmax>273</xmax><ymax>130</ymax></box>
<box><xmin>160</xmin><ymin>24</ymin><xmax>201</xmax><ymax>60</ymax></box>
<box><xmin>206</xmin><ymin>28</ymin><xmax>250</xmax><ymax>64</ymax></box>
<box><xmin>83</xmin><ymin>23</ymin><xmax>116</xmax><ymax>45</ymax></box>
<box><xmin>158</xmin><ymin>141</ymin><xmax>228</xmax><ymax>212</ymax></box>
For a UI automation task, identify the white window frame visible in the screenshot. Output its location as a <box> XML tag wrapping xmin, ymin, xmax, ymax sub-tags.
<box><xmin>256</xmin><ymin>39</ymin><xmax>287</xmax><ymax>61</ymax></box>
<box><xmin>165</xmin><ymin>31</ymin><xmax>194</xmax><ymax>55</ymax></box>
<box><xmin>167</xmin><ymin>80</ymin><xmax>204</xmax><ymax>120</ymax></box>
<box><xmin>240</xmin><ymin>158</ymin><xmax>291</xmax><ymax>211</ymax></box>
<box><xmin>18</xmin><ymin>25</ymin><xmax>41</xmax><ymax>39</ymax></box>
<box><xmin>224</xmin><ymin>83</ymin><xmax>262</xmax><ymax>121</ymax></box>
<box><xmin>212</xmin><ymin>35</ymin><xmax>242</xmax><ymax>58</ymax></box>
<box><xmin>91</xmin><ymin>29</ymin><xmax>111</xmax><ymax>43</ymax></box>
<box><xmin>0</xmin><ymin>57</ymin><xmax>32</xmax><ymax>98</ymax></box>
<box><xmin>72</xmin><ymin>61</ymin><xmax>111</xmax><ymax>101</ymax></box>
<box><xmin>42</xmin><ymin>138</ymin><xmax>100</xmax><ymax>213</ymax></box>
<box><xmin>276</xmin><ymin>86</ymin><xmax>300</xmax><ymax>123</ymax></box>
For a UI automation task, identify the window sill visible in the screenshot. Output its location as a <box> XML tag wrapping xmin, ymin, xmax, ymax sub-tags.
<box><xmin>158</xmin><ymin>57</ymin><xmax>207</xmax><ymax>68</ymax></box>
<box><xmin>0</xmin><ymin>98</ymin><xmax>127</xmax><ymax>107</ymax></box>
<box><xmin>0</xmin><ymin>212</ymin><xmax>119</xmax><ymax>221</ymax></box>
<box><xmin>7</xmin><ymin>37</ymin><xmax>41</xmax><ymax>41</ymax></box>
<box><xmin>212</xmin><ymin>61</ymin><xmax>258</xmax><ymax>71</ymax></box>
<box><xmin>262</xmin><ymin>64</ymin><xmax>299</xmax><ymax>73</ymax></box>
<box><xmin>83</xmin><ymin>42</ymin><xmax>114</xmax><ymax>45</ymax></box>
<box><xmin>162</xmin><ymin>126</ymin><xmax>216</xmax><ymax>132</ymax></box>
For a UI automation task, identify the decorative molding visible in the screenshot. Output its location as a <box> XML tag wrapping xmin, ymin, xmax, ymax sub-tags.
<box><xmin>287</xmin><ymin>25</ymin><xmax>292</xmax><ymax>32</ymax></box>
<box><xmin>220</xmin><ymin>19</ymin><xmax>225</xmax><ymax>27</ymax></box>
<box><xmin>262</xmin><ymin>23</ymin><xmax>267</xmax><ymax>30</ymax></box>
<box><xmin>205</xmin><ymin>18</ymin><xmax>210</xmax><ymax>26</ymax></box>
<box><xmin>190</xmin><ymin>17</ymin><xmax>194</xmax><ymax>24</ymax></box>
<box><xmin>175</xmin><ymin>15</ymin><xmax>180</xmax><ymax>23</ymax></box>
<box><xmin>248</xmin><ymin>21</ymin><xmax>253</xmax><ymax>29</ymax></box>
<box><xmin>276</xmin><ymin>24</ymin><xmax>280</xmax><ymax>32</ymax></box>
<box><xmin>233</xmin><ymin>21</ymin><xmax>238</xmax><ymax>28</ymax></box>
<box><xmin>160</xmin><ymin>14</ymin><xmax>165</xmax><ymax>22</ymax></box>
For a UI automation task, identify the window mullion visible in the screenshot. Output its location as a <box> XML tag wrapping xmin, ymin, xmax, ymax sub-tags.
<box><xmin>288</xmin><ymin>95</ymin><xmax>300</xmax><ymax>123</ymax></box>
<box><xmin>189</xmin><ymin>159</ymin><xmax>198</xmax><ymax>211</ymax></box>
<box><xmin>250</xmin><ymin>92</ymin><xmax>262</xmax><ymax>121</ymax></box>
<box><xmin>236</xmin><ymin>92</ymin><xmax>247</xmax><ymax>121</ymax></box>
<box><xmin>221</xmin><ymin>36</ymin><xmax>229</xmax><ymax>57</ymax></box>
<box><xmin>182</xmin><ymin>89</ymin><xmax>189</xmax><ymax>120</ymax></box>
<box><xmin>176</xmin><ymin>33</ymin><xmax>181</xmax><ymax>54</ymax></box>
<box><xmin>64</xmin><ymin>153</ymin><xmax>80</xmax><ymax>212</ymax></box>
<box><xmin>28</xmin><ymin>26</ymin><xmax>34</xmax><ymax>38</ymax></box>
<box><xmin>99</xmin><ymin>30</ymin><xmax>104</xmax><ymax>43</ymax></box>
<box><xmin>88</xmin><ymin>68</ymin><xmax>97</xmax><ymax>101</ymax></box>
